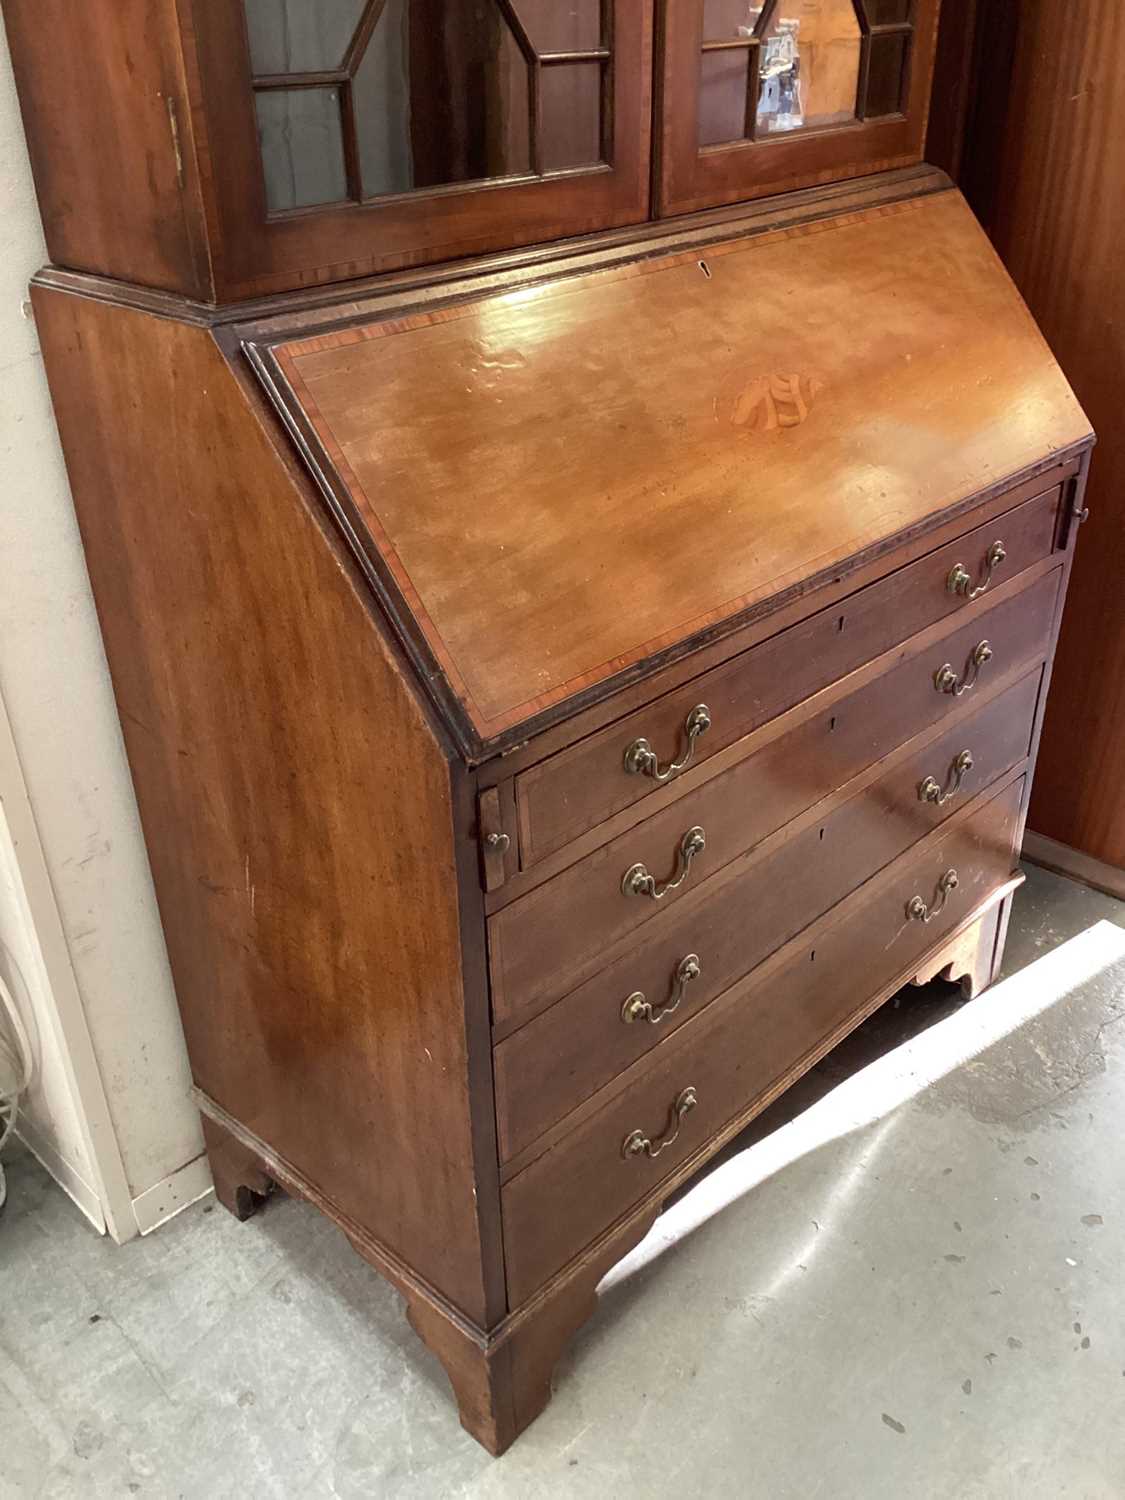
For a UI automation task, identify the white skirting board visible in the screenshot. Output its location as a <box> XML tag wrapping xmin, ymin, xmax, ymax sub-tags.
<box><xmin>16</xmin><ymin>1124</ymin><xmax>213</xmax><ymax>1237</ymax></box>
<box><xmin>14</xmin><ymin>1113</ymin><xmax>105</xmax><ymax>1230</ymax></box>
<box><xmin>130</xmin><ymin>1151</ymin><xmax>213</xmax><ymax>1235</ymax></box>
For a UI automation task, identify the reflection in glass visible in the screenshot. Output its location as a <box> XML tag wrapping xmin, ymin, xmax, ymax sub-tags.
<box><xmin>352</xmin><ymin>3</ymin><xmax>532</xmax><ymax>198</ymax></box>
<box><xmin>249</xmin><ymin>0</ymin><xmax>611</xmax><ymax>211</ymax></box>
<box><xmin>540</xmin><ymin>65</ymin><xmax>604</xmax><ymax>171</ymax></box>
<box><xmin>255</xmin><ymin>88</ymin><xmax>348</xmax><ymax>210</ymax></box>
<box><xmin>515</xmin><ymin>0</ymin><xmax>603</xmax><ymax>54</ymax></box>
<box><xmin>702</xmin><ymin>0</ymin><xmax>759</xmax><ymax>43</ymax></box>
<box><xmin>756</xmin><ymin>0</ymin><xmax>861</xmax><ymax>137</ymax></box>
<box><xmin>866</xmin><ymin>0</ymin><xmax>911</xmax><ymax>22</ymax></box>
<box><xmin>865</xmin><ymin>29</ymin><xmax>909</xmax><ymax>117</ymax></box>
<box><xmin>699</xmin><ymin>47</ymin><xmax>751</xmax><ymax>146</ymax></box>
<box><xmin>243</xmin><ymin>0</ymin><xmax>365</xmax><ymax>75</ymax></box>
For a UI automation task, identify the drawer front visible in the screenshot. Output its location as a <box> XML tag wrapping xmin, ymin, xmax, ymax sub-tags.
<box><xmin>515</xmin><ymin>482</ymin><xmax>1062</xmax><ymax>866</ymax></box>
<box><xmin>490</xmin><ymin>566</ymin><xmax>1059</xmax><ymax>1023</ymax></box>
<box><xmin>495</xmin><ymin>668</ymin><xmax>1043</xmax><ymax>1161</ymax></box>
<box><xmin>501</xmin><ymin>776</ymin><xmax>1025</xmax><ymax>1305</ymax></box>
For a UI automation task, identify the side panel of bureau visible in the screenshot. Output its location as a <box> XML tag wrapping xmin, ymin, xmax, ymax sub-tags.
<box><xmin>33</xmin><ymin>290</ymin><xmax>504</xmax><ymax>1326</ymax></box>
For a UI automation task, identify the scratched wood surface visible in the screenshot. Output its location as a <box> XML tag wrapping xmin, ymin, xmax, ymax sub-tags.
<box><xmin>271</xmin><ymin>189</ymin><xmax>1090</xmax><ymax>742</ymax></box>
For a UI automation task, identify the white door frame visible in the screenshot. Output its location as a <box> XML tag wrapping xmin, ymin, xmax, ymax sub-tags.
<box><xmin>0</xmin><ymin>682</ymin><xmax>136</xmax><ymax>1238</ymax></box>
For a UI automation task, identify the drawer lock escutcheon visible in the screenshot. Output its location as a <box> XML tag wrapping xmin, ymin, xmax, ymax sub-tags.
<box><xmin>622</xmin><ymin>826</ymin><xmax>706</xmax><ymax>901</ymax></box>
<box><xmin>622</xmin><ymin>954</ymin><xmax>702</xmax><ymax>1026</ymax></box>
<box><xmin>947</xmin><ymin>540</ymin><xmax>1007</xmax><ymax>600</ymax></box>
<box><xmin>907</xmin><ymin>868</ymin><xmax>960</xmax><ymax>925</ymax></box>
<box><xmin>624</xmin><ymin>704</ymin><xmax>712</xmax><ymax>783</ymax></box>
<box><xmin>918</xmin><ymin>750</ymin><xmax>975</xmax><ymax>807</ymax></box>
<box><xmin>622</xmin><ymin>1087</ymin><xmax>699</xmax><ymax>1161</ymax></box>
<box><xmin>934</xmin><ymin>641</ymin><xmax>993</xmax><ymax>698</ymax></box>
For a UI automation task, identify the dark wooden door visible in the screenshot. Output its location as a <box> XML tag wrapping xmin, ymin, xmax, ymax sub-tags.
<box><xmin>656</xmin><ymin>0</ymin><xmax>941</xmax><ymax>216</ymax></box>
<box><xmin>187</xmin><ymin>0</ymin><xmax>654</xmax><ymax>299</ymax></box>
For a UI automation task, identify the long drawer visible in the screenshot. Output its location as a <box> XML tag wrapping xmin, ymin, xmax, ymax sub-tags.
<box><xmin>494</xmin><ymin>668</ymin><xmax>1043</xmax><ymax>1161</ymax></box>
<box><xmin>501</xmin><ymin>774</ymin><xmax>1025</xmax><ymax>1305</ymax></box>
<box><xmin>490</xmin><ymin>566</ymin><xmax>1059</xmax><ymax>1023</ymax></box>
<box><xmin>514</xmin><ymin>481</ymin><xmax>1063</xmax><ymax>867</ymax></box>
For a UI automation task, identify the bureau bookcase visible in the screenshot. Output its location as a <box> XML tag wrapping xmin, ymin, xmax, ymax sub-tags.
<box><xmin>5</xmin><ymin>0</ymin><xmax>1092</xmax><ymax>1453</ymax></box>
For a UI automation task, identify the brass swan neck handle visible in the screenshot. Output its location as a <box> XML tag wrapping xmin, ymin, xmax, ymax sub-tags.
<box><xmin>622</xmin><ymin>1088</ymin><xmax>699</xmax><ymax>1161</ymax></box>
<box><xmin>934</xmin><ymin>641</ymin><xmax>993</xmax><ymax>697</ymax></box>
<box><xmin>918</xmin><ymin>749</ymin><xmax>975</xmax><ymax>807</ymax></box>
<box><xmin>621</xmin><ymin>954</ymin><xmax>703</xmax><ymax>1025</ymax></box>
<box><xmin>624</xmin><ymin>704</ymin><xmax>712</xmax><ymax>783</ymax></box>
<box><xmin>622</xmin><ymin>827</ymin><xmax>706</xmax><ymax>901</ymax></box>
<box><xmin>907</xmin><ymin>869</ymin><xmax>960</xmax><ymax>924</ymax></box>
<box><xmin>947</xmin><ymin>540</ymin><xmax>1007</xmax><ymax>600</ymax></box>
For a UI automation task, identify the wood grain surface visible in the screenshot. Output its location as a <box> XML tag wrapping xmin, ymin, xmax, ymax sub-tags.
<box><xmin>1</xmin><ymin>0</ymin><xmax>212</xmax><ymax>297</ymax></box>
<box><xmin>266</xmin><ymin>190</ymin><xmax>1090</xmax><ymax>743</ymax></box>
<box><xmin>32</xmin><ymin>290</ymin><xmax>504</xmax><ymax>1325</ymax></box>
<box><xmin>514</xmin><ymin>480</ymin><xmax>1062</xmax><ymax>866</ymax></box>
<box><xmin>501</xmin><ymin>773</ymin><xmax>1026</xmax><ymax>1303</ymax></box>
<box><xmin>488</xmin><ymin>565</ymin><xmax>1060</xmax><ymax>1023</ymax></box>
<box><xmin>494</xmin><ymin>666</ymin><xmax>1042</xmax><ymax>1162</ymax></box>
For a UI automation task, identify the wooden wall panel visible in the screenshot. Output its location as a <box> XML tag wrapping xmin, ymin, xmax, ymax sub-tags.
<box><xmin>985</xmin><ymin>1</ymin><xmax>1125</xmax><ymax>869</ymax></box>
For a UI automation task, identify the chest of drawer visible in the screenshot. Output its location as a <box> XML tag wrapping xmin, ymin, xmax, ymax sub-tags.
<box><xmin>490</xmin><ymin>566</ymin><xmax>1059</xmax><ymax>1023</ymax></box>
<box><xmin>501</xmin><ymin>773</ymin><xmax>1025</xmax><ymax>1304</ymax></box>
<box><xmin>494</xmin><ymin>667</ymin><xmax>1041</xmax><ymax>1163</ymax></box>
<box><xmin>514</xmin><ymin>482</ymin><xmax>1063</xmax><ymax>868</ymax></box>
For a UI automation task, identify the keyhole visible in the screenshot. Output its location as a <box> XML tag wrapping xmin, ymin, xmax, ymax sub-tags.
<box><xmin>837</xmin><ymin>615</ymin><xmax>846</xmax><ymax>632</ymax></box>
<box><xmin>829</xmin><ymin>716</ymin><xmax>837</xmax><ymax>732</ymax></box>
<box><xmin>810</xmin><ymin>950</ymin><xmax>816</xmax><ymax>963</ymax></box>
<box><xmin>699</xmin><ymin>259</ymin><xmax>712</xmax><ymax>280</ymax></box>
<box><xmin>819</xmin><ymin>827</ymin><xmax>825</xmax><ymax>841</ymax></box>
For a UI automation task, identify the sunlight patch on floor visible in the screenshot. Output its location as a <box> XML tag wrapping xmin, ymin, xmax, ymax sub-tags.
<box><xmin>602</xmin><ymin>920</ymin><xmax>1125</xmax><ymax>1292</ymax></box>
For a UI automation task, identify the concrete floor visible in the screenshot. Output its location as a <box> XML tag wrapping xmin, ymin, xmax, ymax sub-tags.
<box><xmin>2</xmin><ymin>862</ymin><xmax>1124</xmax><ymax>1499</ymax></box>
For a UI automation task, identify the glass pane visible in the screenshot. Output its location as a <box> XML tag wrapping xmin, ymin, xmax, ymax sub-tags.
<box><xmin>865</xmin><ymin>30</ymin><xmax>909</xmax><ymax>116</ymax></box>
<box><xmin>699</xmin><ymin>47</ymin><xmax>751</xmax><ymax>146</ymax></box>
<box><xmin>353</xmin><ymin>1</ymin><xmax>532</xmax><ymax>199</ymax></box>
<box><xmin>865</xmin><ymin>0</ymin><xmax>911</xmax><ymax>23</ymax></box>
<box><xmin>255</xmin><ymin>87</ymin><xmax>348</xmax><ymax>210</ymax></box>
<box><xmin>702</xmin><ymin>1</ymin><xmax>762</xmax><ymax>43</ymax></box>
<box><xmin>757</xmin><ymin>0</ymin><xmax>861</xmax><ymax>137</ymax></box>
<box><xmin>540</xmin><ymin>65</ymin><xmax>603</xmax><ymax>171</ymax></box>
<box><xmin>243</xmin><ymin>0</ymin><xmax>366</xmax><ymax>75</ymax></box>
<box><xmin>514</xmin><ymin>0</ymin><xmax>603</xmax><ymax>53</ymax></box>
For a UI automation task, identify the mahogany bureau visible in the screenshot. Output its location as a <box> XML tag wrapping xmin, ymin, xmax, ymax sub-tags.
<box><xmin>6</xmin><ymin>0</ymin><xmax>1093</xmax><ymax>1457</ymax></box>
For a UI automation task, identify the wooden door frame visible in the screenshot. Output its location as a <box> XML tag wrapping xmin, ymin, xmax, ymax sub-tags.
<box><xmin>655</xmin><ymin>0</ymin><xmax>942</xmax><ymax>218</ymax></box>
<box><xmin>177</xmin><ymin>0</ymin><xmax>654</xmax><ymax>300</ymax></box>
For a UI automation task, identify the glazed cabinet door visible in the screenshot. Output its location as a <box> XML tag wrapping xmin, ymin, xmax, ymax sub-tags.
<box><xmin>186</xmin><ymin>0</ymin><xmax>654</xmax><ymax>298</ymax></box>
<box><xmin>656</xmin><ymin>0</ymin><xmax>941</xmax><ymax>216</ymax></box>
